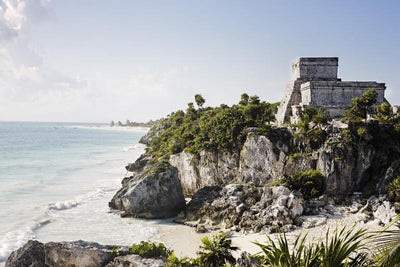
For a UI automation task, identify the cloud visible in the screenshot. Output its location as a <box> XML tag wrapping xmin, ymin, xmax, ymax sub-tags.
<box><xmin>0</xmin><ymin>0</ymin><xmax>86</xmax><ymax>103</ymax></box>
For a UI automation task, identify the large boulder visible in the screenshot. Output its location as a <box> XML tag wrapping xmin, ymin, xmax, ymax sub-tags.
<box><xmin>44</xmin><ymin>241</ymin><xmax>118</xmax><ymax>267</ymax></box>
<box><xmin>6</xmin><ymin>240</ymin><xmax>166</xmax><ymax>267</ymax></box>
<box><xmin>5</xmin><ymin>240</ymin><xmax>45</xmax><ymax>267</ymax></box>
<box><xmin>109</xmin><ymin>163</ymin><xmax>186</xmax><ymax>218</ymax></box>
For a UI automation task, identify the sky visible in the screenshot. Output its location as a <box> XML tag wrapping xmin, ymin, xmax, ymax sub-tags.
<box><xmin>0</xmin><ymin>0</ymin><xmax>399</xmax><ymax>123</ymax></box>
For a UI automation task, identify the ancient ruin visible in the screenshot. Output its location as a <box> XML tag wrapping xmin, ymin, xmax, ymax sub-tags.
<box><xmin>276</xmin><ymin>57</ymin><xmax>386</xmax><ymax>124</ymax></box>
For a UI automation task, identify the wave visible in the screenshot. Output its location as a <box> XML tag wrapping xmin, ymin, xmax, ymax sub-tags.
<box><xmin>0</xmin><ymin>218</ymin><xmax>50</xmax><ymax>262</ymax></box>
<box><xmin>46</xmin><ymin>187</ymin><xmax>112</xmax><ymax>212</ymax></box>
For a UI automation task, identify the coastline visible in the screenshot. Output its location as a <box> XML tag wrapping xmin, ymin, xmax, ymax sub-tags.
<box><xmin>73</xmin><ymin>125</ymin><xmax>150</xmax><ymax>132</ymax></box>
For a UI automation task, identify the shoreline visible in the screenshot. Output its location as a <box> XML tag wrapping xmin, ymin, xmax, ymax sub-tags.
<box><xmin>73</xmin><ymin>125</ymin><xmax>150</xmax><ymax>132</ymax></box>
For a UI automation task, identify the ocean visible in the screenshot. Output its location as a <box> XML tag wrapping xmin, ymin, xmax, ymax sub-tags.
<box><xmin>0</xmin><ymin>122</ymin><xmax>158</xmax><ymax>265</ymax></box>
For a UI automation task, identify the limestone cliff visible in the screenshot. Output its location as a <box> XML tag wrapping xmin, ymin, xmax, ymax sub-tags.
<box><xmin>110</xmin><ymin>119</ymin><xmax>400</xmax><ymax>220</ymax></box>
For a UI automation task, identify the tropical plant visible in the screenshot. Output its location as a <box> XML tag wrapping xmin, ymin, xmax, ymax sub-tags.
<box><xmin>254</xmin><ymin>232</ymin><xmax>320</xmax><ymax>267</ymax></box>
<box><xmin>197</xmin><ymin>233</ymin><xmax>238</xmax><ymax>267</ymax></box>
<box><xmin>318</xmin><ymin>227</ymin><xmax>369</xmax><ymax>266</ymax></box>
<box><xmin>254</xmin><ymin>226</ymin><xmax>370</xmax><ymax>267</ymax></box>
<box><xmin>373</xmin><ymin>218</ymin><xmax>400</xmax><ymax>267</ymax></box>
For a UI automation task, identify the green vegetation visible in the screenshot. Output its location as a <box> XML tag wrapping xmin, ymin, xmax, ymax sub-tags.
<box><xmin>387</xmin><ymin>175</ymin><xmax>400</xmax><ymax>202</ymax></box>
<box><xmin>146</xmin><ymin>94</ymin><xmax>279</xmax><ymax>161</ymax></box>
<box><xmin>198</xmin><ymin>233</ymin><xmax>238</xmax><ymax>267</ymax></box>
<box><xmin>166</xmin><ymin>233</ymin><xmax>237</xmax><ymax>267</ymax></box>
<box><xmin>373</xmin><ymin>220</ymin><xmax>400</xmax><ymax>267</ymax></box>
<box><xmin>131</xmin><ymin>241</ymin><xmax>172</xmax><ymax>259</ymax></box>
<box><xmin>110</xmin><ymin>119</ymin><xmax>158</xmax><ymax>128</ymax></box>
<box><xmin>254</xmin><ymin>226</ymin><xmax>369</xmax><ymax>266</ymax></box>
<box><xmin>344</xmin><ymin>89</ymin><xmax>378</xmax><ymax>124</ymax></box>
<box><xmin>284</xmin><ymin>169</ymin><xmax>324</xmax><ymax>199</ymax></box>
<box><xmin>293</xmin><ymin>106</ymin><xmax>330</xmax><ymax>150</ymax></box>
<box><xmin>129</xmin><ymin>224</ymin><xmax>400</xmax><ymax>267</ymax></box>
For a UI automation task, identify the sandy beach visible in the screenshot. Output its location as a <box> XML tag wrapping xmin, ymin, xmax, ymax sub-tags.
<box><xmin>148</xmin><ymin>209</ymin><xmax>390</xmax><ymax>259</ymax></box>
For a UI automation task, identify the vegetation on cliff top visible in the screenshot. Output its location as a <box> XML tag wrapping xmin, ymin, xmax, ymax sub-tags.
<box><xmin>146</xmin><ymin>93</ymin><xmax>279</xmax><ymax>161</ymax></box>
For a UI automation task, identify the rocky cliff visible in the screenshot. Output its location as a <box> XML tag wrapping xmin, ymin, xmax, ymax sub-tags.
<box><xmin>110</xmin><ymin>119</ymin><xmax>400</xmax><ymax>223</ymax></box>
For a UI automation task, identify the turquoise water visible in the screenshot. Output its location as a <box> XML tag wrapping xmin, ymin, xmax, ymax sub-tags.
<box><xmin>0</xmin><ymin>122</ymin><xmax>157</xmax><ymax>263</ymax></box>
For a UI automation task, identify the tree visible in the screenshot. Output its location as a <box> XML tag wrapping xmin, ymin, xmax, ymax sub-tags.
<box><xmin>239</xmin><ymin>93</ymin><xmax>250</xmax><ymax>105</ymax></box>
<box><xmin>110</xmin><ymin>121</ymin><xmax>115</xmax><ymax>127</ymax></box>
<box><xmin>194</xmin><ymin>94</ymin><xmax>205</xmax><ymax>109</ymax></box>
<box><xmin>249</xmin><ymin>95</ymin><xmax>260</xmax><ymax>105</ymax></box>
<box><xmin>198</xmin><ymin>233</ymin><xmax>238</xmax><ymax>267</ymax></box>
<box><xmin>345</xmin><ymin>89</ymin><xmax>378</xmax><ymax>122</ymax></box>
<box><xmin>118</xmin><ymin>121</ymin><xmax>123</xmax><ymax>126</ymax></box>
<box><xmin>126</xmin><ymin>120</ymin><xmax>131</xmax><ymax>126</ymax></box>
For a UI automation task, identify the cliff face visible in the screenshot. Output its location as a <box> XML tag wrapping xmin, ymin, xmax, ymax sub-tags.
<box><xmin>111</xmin><ymin>121</ymin><xmax>400</xmax><ymax>219</ymax></box>
<box><xmin>169</xmin><ymin>127</ymin><xmax>396</xmax><ymax>198</ymax></box>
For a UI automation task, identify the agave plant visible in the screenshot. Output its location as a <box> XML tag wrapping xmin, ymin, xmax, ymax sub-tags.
<box><xmin>254</xmin><ymin>226</ymin><xmax>370</xmax><ymax>267</ymax></box>
<box><xmin>318</xmin><ymin>227</ymin><xmax>369</xmax><ymax>267</ymax></box>
<box><xmin>198</xmin><ymin>233</ymin><xmax>238</xmax><ymax>267</ymax></box>
<box><xmin>253</xmin><ymin>232</ymin><xmax>320</xmax><ymax>267</ymax></box>
<box><xmin>373</xmin><ymin>217</ymin><xmax>400</xmax><ymax>267</ymax></box>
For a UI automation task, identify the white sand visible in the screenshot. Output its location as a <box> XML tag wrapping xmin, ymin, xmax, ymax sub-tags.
<box><xmin>148</xmin><ymin>211</ymin><xmax>391</xmax><ymax>258</ymax></box>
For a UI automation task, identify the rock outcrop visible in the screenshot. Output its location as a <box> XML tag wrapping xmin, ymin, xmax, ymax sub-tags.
<box><xmin>5</xmin><ymin>240</ymin><xmax>45</xmax><ymax>267</ymax></box>
<box><xmin>175</xmin><ymin>184</ymin><xmax>304</xmax><ymax>233</ymax></box>
<box><xmin>109</xmin><ymin>163</ymin><xmax>185</xmax><ymax>219</ymax></box>
<box><xmin>6</xmin><ymin>240</ymin><xmax>165</xmax><ymax>267</ymax></box>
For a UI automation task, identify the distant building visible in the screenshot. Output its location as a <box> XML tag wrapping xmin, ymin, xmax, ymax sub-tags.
<box><xmin>276</xmin><ymin>57</ymin><xmax>386</xmax><ymax>124</ymax></box>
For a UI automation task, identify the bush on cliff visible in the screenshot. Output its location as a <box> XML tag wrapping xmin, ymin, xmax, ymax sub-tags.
<box><xmin>387</xmin><ymin>175</ymin><xmax>400</xmax><ymax>202</ymax></box>
<box><xmin>284</xmin><ymin>169</ymin><xmax>324</xmax><ymax>199</ymax></box>
<box><xmin>146</xmin><ymin>94</ymin><xmax>279</xmax><ymax>161</ymax></box>
<box><xmin>131</xmin><ymin>241</ymin><xmax>172</xmax><ymax>259</ymax></box>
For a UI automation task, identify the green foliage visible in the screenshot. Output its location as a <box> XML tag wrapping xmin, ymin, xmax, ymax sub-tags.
<box><xmin>239</xmin><ymin>93</ymin><xmax>250</xmax><ymax>105</ymax></box>
<box><xmin>300</xmin><ymin>106</ymin><xmax>330</xmax><ymax>125</ymax></box>
<box><xmin>195</xmin><ymin>94</ymin><xmax>206</xmax><ymax>109</ymax></box>
<box><xmin>254</xmin><ymin>227</ymin><xmax>369</xmax><ymax>267</ymax></box>
<box><xmin>372</xmin><ymin>219</ymin><xmax>400</xmax><ymax>267</ymax></box>
<box><xmin>344</xmin><ymin>89</ymin><xmax>378</xmax><ymax>123</ymax></box>
<box><xmin>130</xmin><ymin>241</ymin><xmax>172</xmax><ymax>259</ymax></box>
<box><xmin>285</xmin><ymin>169</ymin><xmax>324</xmax><ymax>199</ymax></box>
<box><xmin>198</xmin><ymin>233</ymin><xmax>238</xmax><ymax>267</ymax></box>
<box><xmin>166</xmin><ymin>253</ymin><xmax>200</xmax><ymax>267</ymax></box>
<box><xmin>387</xmin><ymin>175</ymin><xmax>400</xmax><ymax>202</ymax></box>
<box><xmin>147</xmin><ymin>94</ymin><xmax>279</xmax><ymax>161</ymax></box>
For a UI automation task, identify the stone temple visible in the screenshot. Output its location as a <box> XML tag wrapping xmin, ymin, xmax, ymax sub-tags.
<box><xmin>276</xmin><ymin>57</ymin><xmax>386</xmax><ymax>124</ymax></box>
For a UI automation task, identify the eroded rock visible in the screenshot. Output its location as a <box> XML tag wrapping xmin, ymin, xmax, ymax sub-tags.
<box><xmin>109</xmin><ymin>163</ymin><xmax>185</xmax><ymax>219</ymax></box>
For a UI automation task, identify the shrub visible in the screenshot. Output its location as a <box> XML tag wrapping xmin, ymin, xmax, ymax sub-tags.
<box><xmin>166</xmin><ymin>253</ymin><xmax>200</xmax><ymax>267</ymax></box>
<box><xmin>387</xmin><ymin>175</ymin><xmax>400</xmax><ymax>202</ymax></box>
<box><xmin>146</xmin><ymin>94</ymin><xmax>279</xmax><ymax>161</ymax></box>
<box><xmin>198</xmin><ymin>233</ymin><xmax>238</xmax><ymax>267</ymax></box>
<box><xmin>254</xmin><ymin>226</ymin><xmax>369</xmax><ymax>266</ymax></box>
<box><xmin>130</xmin><ymin>241</ymin><xmax>172</xmax><ymax>259</ymax></box>
<box><xmin>286</xmin><ymin>169</ymin><xmax>324</xmax><ymax>199</ymax></box>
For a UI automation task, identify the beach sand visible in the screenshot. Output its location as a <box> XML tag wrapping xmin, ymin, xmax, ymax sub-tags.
<box><xmin>148</xmin><ymin>210</ymin><xmax>390</xmax><ymax>259</ymax></box>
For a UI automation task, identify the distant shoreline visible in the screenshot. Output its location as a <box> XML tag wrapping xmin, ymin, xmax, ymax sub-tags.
<box><xmin>73</xmin><ymin>125</ymin><xmax>150</xmax><ymax>132</ymax></box>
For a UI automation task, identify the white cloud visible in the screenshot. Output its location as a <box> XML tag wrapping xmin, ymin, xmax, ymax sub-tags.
<box><xmin>0</xmin><ymin>0</ymin><xmax>87</xmax><ymax>105</ymax></box>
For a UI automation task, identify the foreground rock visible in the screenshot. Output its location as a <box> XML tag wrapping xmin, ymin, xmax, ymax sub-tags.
<box><xmin>109</xmin><ymin>163</ymin><xmax>185</xmax><ymax>218</ymax></box>
<box><xmin>175</xmin><ymin>184</ymin><xmax>304</xmax><ymax>233</ymax></box>
<box><xmin>6</xmin><ymin>240</ymin><xmax>164</xmax><ymax>267</ymax></box>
